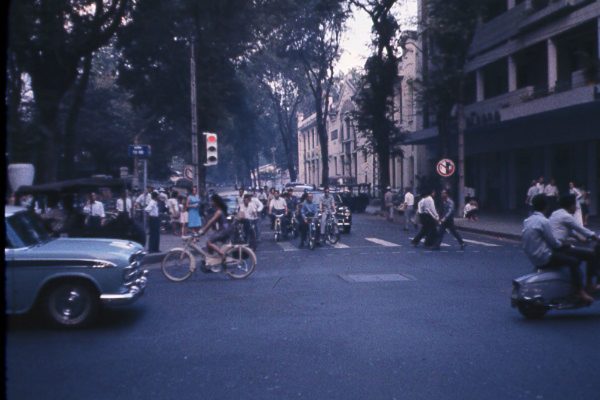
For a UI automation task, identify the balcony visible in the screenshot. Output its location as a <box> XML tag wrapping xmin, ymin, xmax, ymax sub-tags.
<box><xmin>519</xmin><ymin>0</ymin><xmax>594</xmax><ymax>33</ymax></box>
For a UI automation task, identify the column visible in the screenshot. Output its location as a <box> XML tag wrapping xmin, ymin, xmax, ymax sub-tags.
<box><xmin>476</xmin><ymin>69</ymin><xmax>485</xmax><ymax>102</ymax></box>
<box><xmin>547</xmin><ymin>38</ymin><xmax>557</xmax><ymax>91</ymax></box>
<box><xmin>507</xmin><ymin>0</ymin><xmax>516</xmax><ymax>9</ymax></box>
<box><xmin>588</xmin><ymin>142</ymin><xmax>598</xmax><ymax>216</ymax></box>
<box><xmin>508</xmin><ymin>151</ymin><xmax>517</xmax><ymax>210</ymax></box>
<box><xmin>508</xmin><ymin>55</ymin><xmax>517</xmax><ymax>92</ymax></box>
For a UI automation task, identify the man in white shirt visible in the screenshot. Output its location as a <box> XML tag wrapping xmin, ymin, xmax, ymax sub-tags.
<box><xmin>83</xmin><ymin>192</ymin><xmax>105</xmax><ymax>229</ymax></box>
<box><xmin>549</xmin><ymin>194</ymin><xmax>599</xmax><ymax>292</ymax></box>
<box><xmin>403</xmin><ymin>188</ymin><xmax>416</xmax><ymax>232</ymax></box>
<box><xmin>544</xmin><ymin>178</ymin><xmax>559</xmax><ymax>212</ymax></box>
<box><xmin>238</xmin><ymin>194</ymin><xmax>260</xmax><ymax>249</ymax></box>
<box><xmin>269</xmin><ymin>190</ymin><xmax>288</xmax><ymax>231</ymax></box>
<box><xmin>116</xmin><ymin>190</ymin><xmax>133</xmax><ymax>218</ymax></box>
<box><xmin>145</xmin><ymin>192</ymin><xmax>160</xmax><ymax>253</ymax></box>
<box><xmin>525</xmin><ymin>180</ymin><xmax>538</xmax><ymax>215</ymax></box>
<box><xmin>411</xmin><ymin>188</ymin><xmax>440</xmax><ymax>248</ymax></box>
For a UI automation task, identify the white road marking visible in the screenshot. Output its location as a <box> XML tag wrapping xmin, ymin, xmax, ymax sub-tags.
<box><xmin>365</xmin><ymin>238</ymin><xmax>401</xmax><ymax>247</ymax></box>
<box><xmin>330</xmin><ymin>242</ymin><xmax>350</xmax><ymax>249</ymax></box>
<box><xmin>276</xmin><ymin>241</ymin><xmax>299</xmax><ymax>252</ymax></box>
<box><xmin>409</xmin><ymin>237</ymin><xmax>450</xmax><ymax>247</ymax></box>
<box><xmin>462</xmin><ymin>239</ymin><xmax>501</xmax><ymax>247</ymax></box>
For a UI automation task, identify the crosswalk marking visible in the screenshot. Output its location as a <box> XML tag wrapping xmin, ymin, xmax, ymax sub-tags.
<box><xmin>276</xmin><ymin>241</ymin><xmax>299</xmax><ymax>252</ymax></box>
<box><xmin>330</xmin><ymin>242</ymin><xmax>350</xmax><ymax>249</ymax></box>
<box><xmin>365</xmin><ymin>238</ymin><xmax>401</xmax><ymax>247</ymax></box>
<box><xmin>462</xmin><ymin>239</ymin><xmax>500</xmax><ymax>247</ymax></box>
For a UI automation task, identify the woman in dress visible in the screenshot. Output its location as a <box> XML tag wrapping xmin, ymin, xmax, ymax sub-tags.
<box><xmin>186</xmin><ymin>186</ymin><xmax>202</xmax><ymax>234</ymax></box>
<box><xmin>569</xmin><ymin>182</ymin><xmax>584</xmax><ymax>226</ymax></box>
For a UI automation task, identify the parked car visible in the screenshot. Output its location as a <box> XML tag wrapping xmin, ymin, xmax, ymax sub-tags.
<box><xmin>5</xmin><ymin>206</ymin><xmax>148</xmax><ymax>328</ymax></box>
<box><xmin>309</xmin><ymin>191</ymin><xmax>352</xmax><ymax>233</ymax></box>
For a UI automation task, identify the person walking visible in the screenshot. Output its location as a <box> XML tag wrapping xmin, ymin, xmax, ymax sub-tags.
<box><xmin>186</xmin><ymin>186</ymin><xmax>202</xmax><ymax>234</ymax></box>
<box><xmin>434</xmin><ymin>190</ymin><xmax>465</xmax><ymax>250</ymax></box>
<box><xmin>403</xmin><ymin>187</ymin><xmax>417</xmax><ymax>232</ymax></box>
<box><xmin>384</xmin><ymin>187</ymin><xmax>394</xmax><ymax>222</ymax></box>
<box><xmin>411</xmin><ymin>188</ymin><xmax>440</xmax><ymax>248</ymax></box>
<box><xmin>145</xmin><ymin>191</ymin><xmax>160</xmax><ymax>253</ymax></box>
<box><xmin>569</xmin><ymin>181</ymin><xmax>584</xmax><ymax>226</ymax></box>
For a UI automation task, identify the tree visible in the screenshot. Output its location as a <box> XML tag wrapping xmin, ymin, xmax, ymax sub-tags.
<box><xmin>246</xmin><ymin>47</ymin><xmax>305</xmax><ymax>182</ymax></box>
<box><xmin>420</xmin><ymin>0</ymin><xmax>492</xmax><ymax>211</ymax></box>
<box><xmin>8</xmin><ymin>0</ymin><xmax>130</xmax><ymax>183</ymax></box>
<box><xmin>281</xmin><ymin>0</ymin><xmax>347</xmax><ymax>187</ymax></box>
<box><xmin>350</xmin><ymin>0</ymin><xmax>403</xmax><ymax>199</ymax></box>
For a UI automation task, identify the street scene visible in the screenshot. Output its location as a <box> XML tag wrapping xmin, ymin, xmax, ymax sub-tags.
<box><xmin>5</xmin><ymin>0</ymin><xmax>600</xmax><ymax>399</ymax></box>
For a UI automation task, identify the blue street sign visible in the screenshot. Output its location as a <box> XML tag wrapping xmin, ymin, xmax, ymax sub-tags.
<box><xmin>128</xmin><ymin>144</ymin><xmax>151</xmax><ymax>158</ymax></box>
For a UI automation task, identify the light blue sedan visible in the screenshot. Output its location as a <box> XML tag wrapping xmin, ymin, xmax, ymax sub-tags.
<box><xmin>5</xmin><ymin>206</ymin><xmax>148</xmax><ymax>328</ymax></box>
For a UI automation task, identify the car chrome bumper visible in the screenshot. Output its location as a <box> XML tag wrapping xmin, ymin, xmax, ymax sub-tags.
<box><xmin>100</xmin><ymin>269</ymin><xmax>148</xmax><ymax>305</ymax></box>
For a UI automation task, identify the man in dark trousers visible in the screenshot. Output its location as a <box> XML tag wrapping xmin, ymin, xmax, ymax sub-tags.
<box><xmin>434</xmin><ymin>189</ymin><xmax>465</xmax><ymax>250</ymax></box>
<box><xmin>145</xmin><ymin>191</ymin><xmax>161</xmax><ymax>253</ymax></box>
<box><xmin>411</xmin><ymin>187</ymin><xmax>439</xmax><ymax>248</ymax></box>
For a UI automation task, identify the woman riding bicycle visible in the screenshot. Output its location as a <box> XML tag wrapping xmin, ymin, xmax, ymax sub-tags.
<box><xmin>199</xmin><ymin>194</ymin><xmax>234</xmax><ymax>262</ymax></box>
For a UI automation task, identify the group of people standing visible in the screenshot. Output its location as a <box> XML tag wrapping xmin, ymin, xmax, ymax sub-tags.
<box><xmin>526</xmin><ymin>177</ymin><xmax>591</xmax><ymax>226</ymax></box>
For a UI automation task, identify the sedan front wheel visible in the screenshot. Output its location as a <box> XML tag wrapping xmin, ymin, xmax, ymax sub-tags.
<box><xmin>45</xmin><ymin>281</ymin><xmax>99</xmax><ymax>328</ymax></box>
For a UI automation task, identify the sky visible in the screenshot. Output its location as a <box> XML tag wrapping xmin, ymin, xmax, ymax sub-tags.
<box><xmin>337</xmin><ymin>0</ymin><xmax>418</xmax><ymax>74</ymax></box>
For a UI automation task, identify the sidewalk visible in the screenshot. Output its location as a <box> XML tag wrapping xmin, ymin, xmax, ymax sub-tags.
<box><xmin>365</xmin><ymin>205</ymin><xmax>600</xmax><ymax>241</ymax></box>
<box><xmin>141</xmin><ymin>232</ymin><xmax>193</xmax><ymax>265</ymax></box>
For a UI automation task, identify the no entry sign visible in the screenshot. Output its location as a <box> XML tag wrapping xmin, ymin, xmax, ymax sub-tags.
<box><xmin>436</xmin><ymin>159</ymin><xmax>456</xmax><ymax>177</ymax></box>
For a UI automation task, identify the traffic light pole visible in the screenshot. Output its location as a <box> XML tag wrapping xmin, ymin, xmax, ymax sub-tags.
<box><xmin>190</xmin><ymin>41</ymin><xmax>200</xmax><ymax>191</ymax></box>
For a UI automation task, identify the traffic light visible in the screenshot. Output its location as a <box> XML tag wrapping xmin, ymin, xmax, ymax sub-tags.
<box><xmin>204</xmin><ymin>132</ymin><xmax>218</xmax><ymax>166</ymax></box>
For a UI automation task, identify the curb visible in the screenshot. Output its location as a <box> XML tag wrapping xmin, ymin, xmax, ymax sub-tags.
<box><xmin>454</xmin><ymin>225</ymin><xmax>521</xmax><ymax>241</ymax></box>
<box><xmin>141</xmin><ymin>252</ymin><xmax>166</xmax><ymax>265</ymax></box>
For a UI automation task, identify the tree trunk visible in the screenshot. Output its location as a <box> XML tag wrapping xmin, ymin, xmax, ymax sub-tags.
<box><xmin>457</xmin><ymin>78</ymin><xmax>466</xmax><ymax>216</ymax></box>
<box><xmin>63</xmin><ymin>54</ymin><xmax>93</xmax><ymax>178</ymax></box>
<box><xmin>316</xmin><ymin>107</ymin><xmax>329</xmax><ymax>187</ymax></box>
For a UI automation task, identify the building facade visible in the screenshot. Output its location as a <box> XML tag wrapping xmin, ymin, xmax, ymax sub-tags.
<box><xmin>297</xmin><ymin>33</ymin><xmax>429</xmax><ymax>193</ymax></box>
<box><xmin>413</xmin><ymin>0</ymin><xmax>600</xmax><ymax>215</ymax></box>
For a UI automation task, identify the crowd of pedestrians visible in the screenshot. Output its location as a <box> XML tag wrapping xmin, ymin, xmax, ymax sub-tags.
<box><xmin>525</xmin><ymin>176</ymin><xmax>591</xmax><ymax>226</ymax></box>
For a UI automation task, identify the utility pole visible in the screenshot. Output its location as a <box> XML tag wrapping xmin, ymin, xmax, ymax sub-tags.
<box><xmin>190</xmin><ymin>40</ymin><xmax>200</xmax><ymax>191</ymax></box>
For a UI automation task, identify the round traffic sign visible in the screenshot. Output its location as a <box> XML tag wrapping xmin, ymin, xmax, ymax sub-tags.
<box><xmin>436</xmin><ymin>159</ymin><xmax>456</xmax><ymax>177</ymax></box>
<box><xmin>184</xmin><ymin>166</ymin><xmax>194</xmax><ymax>180</ymax></box>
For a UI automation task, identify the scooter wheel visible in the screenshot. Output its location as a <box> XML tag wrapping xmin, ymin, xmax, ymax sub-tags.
<box><xmin>517</xmin><ymin>302</ymin><xmax>547</xmax><ymax>319</ymax></box>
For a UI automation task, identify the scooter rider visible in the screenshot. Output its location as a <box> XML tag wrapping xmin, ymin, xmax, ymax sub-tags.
<box><xmin>300</xmin><ymin>192</ymin><xmax>318</xmax><ymax>248</ymax></box>
<box><xmin>522</xmin><ymin>194</ymin><xmax>594</xmax><ymax>303</ymax></box>
<box><xmin>269</xmin><ymin>190</ymin><xmax>288</xmax><ymax>232</ymax></box>
<box><xmin>319</xmin><ymin>187</ymin><xmax>336</xmax><ymax>242</ymax></box>
<box><xmin>549</xmin><ymin>194</ymin><xmax>600</xmax><ymax>292</ymax></box>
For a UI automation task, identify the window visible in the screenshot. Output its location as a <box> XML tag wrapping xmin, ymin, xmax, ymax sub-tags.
<box><xmin>331</xmin><ymin>129</ymin><xmax>338</xmax><ymax>140</ymax></box>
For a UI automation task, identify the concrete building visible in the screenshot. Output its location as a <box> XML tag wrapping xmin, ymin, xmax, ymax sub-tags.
<box><xmin>297</xmin><ymin>33</ymin><xmax>428</xmax><ymax>193</ymax></box>
<box><xmin>413</xmin><ymin>0</ymin><xmax>600</xmax><ymax>215</ymax></box>
<box><xmin>297</xmin><ymin>79</ymin><xmax>378</xmax><ymax>188</ymax></box>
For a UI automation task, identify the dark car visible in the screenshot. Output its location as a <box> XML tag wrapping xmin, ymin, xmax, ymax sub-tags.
<box><xmin>309</xmin><ymin>191</ymin><xmax>352</xmax><ymax>233</ymax></box>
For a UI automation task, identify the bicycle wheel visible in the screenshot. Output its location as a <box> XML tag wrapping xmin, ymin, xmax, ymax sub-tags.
<box><xmin>161</xmin><ymin>248</ymin><xmax>195</xmax><ymax>282</ymax></box>
<box><xmin>327</xmin><ymin>222</ymin><xmax>340</xmax><ymax>244</ymax></box>
<box><xmin>223</xmin><ymin>245</ymin><xmax>256</xmax><ymax>279</ymax></box>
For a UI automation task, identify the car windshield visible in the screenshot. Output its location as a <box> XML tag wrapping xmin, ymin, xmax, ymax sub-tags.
<box><xmin>6</xmin><ymin>211</ymin><xmax>51</xmax><ymax>248</ymax></box>
<box><xmin>223</xmin><ymin>196</ymin><xmax>238</xmax><ymax>213</ymax></box>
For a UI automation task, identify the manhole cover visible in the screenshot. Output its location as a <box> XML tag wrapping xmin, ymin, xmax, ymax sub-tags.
<box><xmin>339</xmin><ymin>273</ymin><xmax>414</xmax><ymax>283</ymax></box>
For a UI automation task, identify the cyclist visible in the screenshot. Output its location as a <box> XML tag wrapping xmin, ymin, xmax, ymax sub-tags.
<box><xmin>238</xmin><ymin>193</ymin><xmax>259</xmax><ymax>250</ymax></box>
<box><xmin>269</xmin><ymin>190</ymin><xmax>288</xmax><ymax>233</ymax></box>
<box><xmin>300</xmin><ymin>192</ymin><xmax>319</xmax><ymax>248</ymax></box>
<box><xmin>199</xmin><ymin>194</ymin><xmax>234</xmax><ymax>271</ymax></box>
<box><xmin>319</xmin><ymin>187</ymin><xmax>336</xmax><ymax>243</ymax></box>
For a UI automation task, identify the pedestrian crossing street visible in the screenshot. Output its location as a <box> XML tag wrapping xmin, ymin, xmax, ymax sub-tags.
<box><xmin>268</xmin><ymin>234</ymin><xmax>509</xmax><ymax>253</ymax></box>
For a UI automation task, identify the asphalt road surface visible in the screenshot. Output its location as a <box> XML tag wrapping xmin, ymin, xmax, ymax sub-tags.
<box><xmin>7</xmin><ymin>214</ymin><xmax>600</xmax><ymax>400</ymax></box>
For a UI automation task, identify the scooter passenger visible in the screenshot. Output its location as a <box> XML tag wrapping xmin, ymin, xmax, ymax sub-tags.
<box><xmin>522</xmin><ymin>194</ymin><xmax>594</xmax><ymax>303</ymax></box>
<box><xmin>549</xmin><ymin>194</ymin><xmax>600</xmax><ymax>293</ymax></box>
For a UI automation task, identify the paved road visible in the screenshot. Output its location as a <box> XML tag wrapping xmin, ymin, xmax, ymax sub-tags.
<box><xmin>7</xmin><ymin>214</ymin><xmax>600</xmax><ymax>400</ymax></box>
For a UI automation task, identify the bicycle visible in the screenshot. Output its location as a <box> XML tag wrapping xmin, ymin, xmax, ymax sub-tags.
<box><xmin>323</xmin><ymin>212</ymin><xmax>340</xmax><ymax>244</ymax></box>
<box><xmin>161</xmin><ymin>230</ymin><xmax>257</xmax><ymax>282</ymax></box>
<box><xmin>273</xmin><ymin>211</ymin><xmax>285</xmax><ymax>242</ymax></box>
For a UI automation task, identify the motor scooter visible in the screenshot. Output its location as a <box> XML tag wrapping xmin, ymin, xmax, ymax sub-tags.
<box><xmin>511</xmin><ymin>243</ymin><xmax>599</xmax><ymax>319</ymax></box>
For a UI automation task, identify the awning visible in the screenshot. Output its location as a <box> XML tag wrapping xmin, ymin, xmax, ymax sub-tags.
<box><xmin>402</xmin><ymin>126</ymin><xmax>439</xmax><ymax>145</ymax></box>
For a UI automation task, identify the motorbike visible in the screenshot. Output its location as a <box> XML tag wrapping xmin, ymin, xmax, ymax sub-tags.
<box><xmin>273</xmin><ymin>211</ymin><xmax>286</xmax><ymax>242</ymax></box>
<box><xmin>323</xmin><ymin>212</ymin><xmax>340</xmax><ymax>244</ymax></box>
<box><xmin>511</xmin><ymin>243</ymin><xmax>600</xmax><ymax>319</ymax></box>
<box><xmin>306</xmin><ymin>215</ymin><xmax>320</xmax><ymax>250</ymax></box>
<box><xmin>286</xmin><ymin>213</ymin><xmax>300</xmax><ymax>240</ymax></box>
